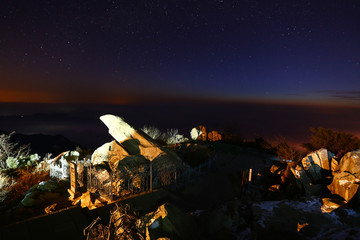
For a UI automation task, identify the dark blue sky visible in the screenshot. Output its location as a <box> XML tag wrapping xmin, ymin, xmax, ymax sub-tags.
<box><xmin>1</xmin><ymin>0</ymin><xmax>360</xmax><ymax>104</ymax></box>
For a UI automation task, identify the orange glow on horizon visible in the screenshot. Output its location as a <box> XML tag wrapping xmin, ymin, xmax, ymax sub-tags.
<box><xmin>0</xmin><ymin>89</ymin><xmax>133</xmax><ymax>105</ymax></box>
<box><xmin>0</xmin><ymin>88</ymin><xmax>359</xmax><ymax>108</ymax></box>
<box><xmin>0</xmin><ymin>89</ymin><xmax>57</xmax><ymax>103</ymax></box>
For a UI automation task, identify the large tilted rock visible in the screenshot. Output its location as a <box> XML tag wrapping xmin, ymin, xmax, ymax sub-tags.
<box><xmin>100</xmin><ymin>114</ymin><xmax>135</xmax><ymax>142</ymax></box>
<box><xmin>93</xmin><ymin>114</ymin><xmax>184</xmax><ymax>171</ymax></box>
<box><xmin>328</xmin><ymin>150</ymin><xmax>360</xmax><ymax>202</ymax></box>
<box><xmin>100</xmin><ymin>114</ymin><xmax>172</xmax><ymax>162</ymax></box>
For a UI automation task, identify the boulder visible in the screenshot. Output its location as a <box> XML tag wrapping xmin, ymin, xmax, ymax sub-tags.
<box><xmin>290</xmin><ymin>165</ymin><xmax>323</xmax><ymax>196</ymax></box>
<box><xmin>21</xmin><ymin>192</ymin><xmax>42</xmax><ymax>207</ymax></box>
<box><xmin>100</xmin><ymin>114</ymin><xmax>135</xmax><ymax>142</ymax></box>
<box><xmin>72</xmin><ymin>191</ymin><xmax>107</xmax><ymax>209</ymax></box>
<box><xmin>190</xmin><ymin>126</ymin><xmax>207</xmax><ymax>141</ymax></box>
<box><xmin>98</xmin><ymin>114</ymin><xmax>184</xmax><ymax>169</ymax></box>
<box><xmin>301</xmin><ymin>148</ymin><xmax>334</xmax><ymax>182</ymax></box>
<box><xmin>328</xmin><ymin>150</ymin><xmax>360</xmax><ymax>202</ymax></box>
<box><xmin>339</xmin><ymin>150</ymin><xmax>360</xmax><ymax>174</ymax></box>
<box><xmin>321</xmin><ymin>198</ymin><xmax>346</xmax><ymax>213</ymax></box>
<box><xmin>37</xmin><ymin>180</ymin><xmax>59</xmax><ymax>192</ymax></box>
<box><xmin>91</xmin><ymin>141</ymin><xmax>130</xmax><ymax>168</ymax></box>
<box><xmin>270</xmin><ymin>165</ymin><xmax>281</xmax><ymax>174</ymax></box>
<box><xmin>190</xmin><ymin>126</ymin><xmax>221</xmax><ymax>142</ymax></box>
<box><xmin>190</xmin><ymin>128</ymin><xmax>202</xmax><ymax>141</ymax></box>
<box><xmin>328</xmin><ymin>171</ymin><xmax>360</xmax><ymax>202</ymax></box>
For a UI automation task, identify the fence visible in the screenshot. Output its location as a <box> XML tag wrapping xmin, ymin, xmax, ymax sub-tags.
<box><xmin>74</xmin><ymin>156</ymin><xmax>220</xmax><ymax>202</ymax></box>
<box><xmin>49</xmin><ymin>158</ymin><xmax>69</xmax><ymax>180</ymax></box>
<box><xmin>50</xmin><ymin>165</ymin><xmax>63</xmax><ymax>180</ymax></box>
<box><xmin>76</xmin><ymin>160</ymin><xmax>90</xmax><ymax>188</ymax></box>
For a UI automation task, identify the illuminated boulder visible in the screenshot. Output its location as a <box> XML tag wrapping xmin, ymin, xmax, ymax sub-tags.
<box><xmin>192</xmin><ymin>125</ymin><xmax>207</xmax><ymax>141</ymax></box>
<box><xmin>91</xmin><ymin>141</ymin><xmax>130</xmax><ymax>169</ymax></box>
<box><xmin>190</xmin><ymin>127</ymin><xmax>202</xmax><ymax>141</ymax></box>
<box><xmin>328</xmin><ymin>150</ymin><xmax>360</xmax><ymax>201</ymax></box>
<box><xmin>100</xmin><ymin>114</ymin><xmax>135</xmax><ymax>143</ymax></box>
<box><xmin>339</xmin><ymin>150</ymin><xmax>360</xmax><ymax>173</ymax></box>
<box><xmin>98</xmin><ymin>114</ymin><xmax>184</xmax><ymax>169</ymax></box>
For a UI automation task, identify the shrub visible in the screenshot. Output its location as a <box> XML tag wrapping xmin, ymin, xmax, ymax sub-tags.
<box><xmin>84</xmin><ymin>204</ymin><xmax>145</xmax><ymax>240</ymax></box>
<box><xmin>6</xmin><ymin>157</ymin><xmax>19</xmax><ymax>169</ymax></box>
<box><xmin>141</xmin><ymin>126</ymin><xmax>164</xmax><ymax>140</ymax></box>
<box><xmin>272</xmin><ymin>137</ymin><xmax>303</xmax><ymax>162</ymax></box>
<box><xmin>4</xmin><ymin>168</ymin><xmax>49</xmax><ymax>205</ymax></box>
<box><xmin>164</xmin><ymin>129</ymin><xmax>186</xmax><ymax>145</ymax></box>
<box><xmin>0</xmin><ymin>132</ymin><xmax>30</xmax><ymax>169</ymax></box>
<box><xmin>0</xmin><ymin>172</ymin><xmax>16</xmax><ymax>203</ymax></box>
<box><xmin>302</xmin><ymin>127</ymin><xmax>360</xmax><ymax>155</ymax></box>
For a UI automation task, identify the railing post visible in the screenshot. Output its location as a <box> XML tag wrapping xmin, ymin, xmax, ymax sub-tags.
<box><xmin>248</xmin><ymin>168</ymin><xmax>252</xmax><ymax>183</ymax></box>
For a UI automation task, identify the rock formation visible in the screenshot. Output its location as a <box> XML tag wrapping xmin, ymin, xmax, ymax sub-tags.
<box><xmin>190</xmin><ymin>125</ymin><xmax>222</xmax><ymax>142</ymax></box>
<box><xmin>301</xmin><ymin>148</ymin><xmax>334</xmax><ymax>182</ymax></box>
<box><xmin>290</xmin><ymin>149</ymin><xmax>334</xmax><ymax>196</ymax></box>
<box><xmin>328</xmin><ymin>150</ymin><xmax>360</xmax><ymax>202</ymax></box>
<box><xmin>208</xmin><ymin>130</ymin><xmax>222</xmax><ymax>141</ymax></box>
<box><xmin>92</xmin><ymin>114</ymin><xmax>184</xmax><ymax>172</ymax></box>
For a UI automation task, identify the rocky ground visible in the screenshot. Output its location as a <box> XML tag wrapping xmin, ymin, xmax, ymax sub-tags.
<box><xmin>124</xmin><ymin>144</ymin><xmax>360</xmax><ymax>239</ymax></box>
<box><xmin>2</xmin><ymin>142</ymin><xmax>360</xmax><ymax>239</ymax></box>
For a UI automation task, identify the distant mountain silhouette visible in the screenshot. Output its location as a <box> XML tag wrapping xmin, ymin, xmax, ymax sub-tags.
<box><xmin>0</xmin><ymin>130</ymin><xmax>80</xmax><ymax>156</ymax></box>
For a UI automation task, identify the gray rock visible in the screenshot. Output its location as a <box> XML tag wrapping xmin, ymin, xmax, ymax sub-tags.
<box><xmin>301</xmin><ymin>148</ymin><xmax>334</xmax><ymax>182</ymax></box>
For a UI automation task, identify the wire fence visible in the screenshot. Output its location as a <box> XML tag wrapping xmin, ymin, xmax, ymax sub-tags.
<box><xmin>71</xmin><ymin>156</ymin><xmax>220</xmax><ymax>202</ymax></box>
<box><xmin>50</xmin><ymin>166</ymin><xmax>63</xmax><ymax>180</ymax></box>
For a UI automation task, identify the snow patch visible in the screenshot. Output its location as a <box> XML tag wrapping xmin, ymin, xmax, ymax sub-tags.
<box><xmin>339</xmin><ymin>179</ymin><xmax>353</xmax><ymax>186</ymax></box>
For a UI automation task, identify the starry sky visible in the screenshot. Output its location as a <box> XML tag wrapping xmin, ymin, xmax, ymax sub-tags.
<box><xmin>1</xmin><ymin>0</ymin><xmax>360</xmax><ymax>105</ymax></box>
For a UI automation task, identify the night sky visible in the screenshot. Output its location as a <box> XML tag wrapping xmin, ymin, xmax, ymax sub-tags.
<box><xmin>1</xmin><ymin>0</ymin><xmax>360</xmax><ymax>104</ymax></box>
<box><xmin>1</xmin><ymin>1</ymin><xmax>360</xmax><ymax>148</ymax></box>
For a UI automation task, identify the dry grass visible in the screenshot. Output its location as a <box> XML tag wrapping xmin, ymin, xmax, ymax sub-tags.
<box><xmin>3</xmin><ymin>168</ymin><xmax>49</xmax><ymax>205</ymax></box>
<box><xmin>0</xmin><ymin>172</ymin><xmax>16</xmax><ymax>203</ymax></box>
<box><xmin>84</xmin><ymin>204</ymin><xmax>145</xmax><ymax>240</ymax></box>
